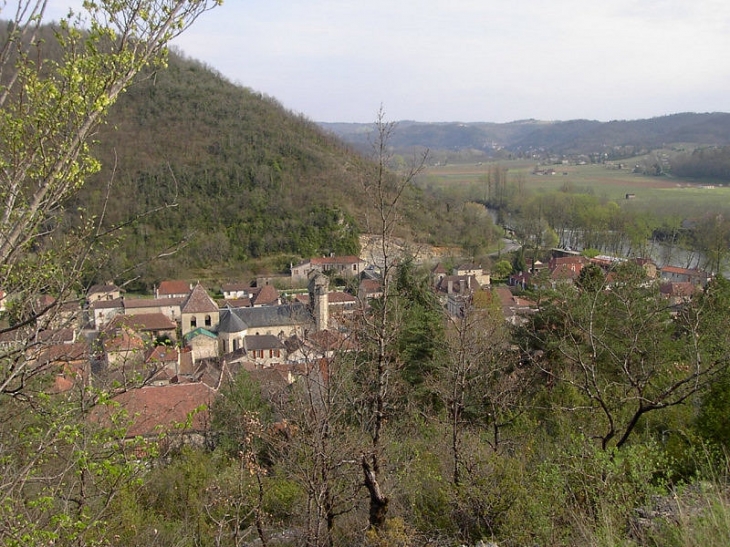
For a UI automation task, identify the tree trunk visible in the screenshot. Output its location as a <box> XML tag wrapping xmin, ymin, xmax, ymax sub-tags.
<box><xmin>362</xmin><ymin>454</ymin><xmax>388</xmax><ymax>529</ymax></box>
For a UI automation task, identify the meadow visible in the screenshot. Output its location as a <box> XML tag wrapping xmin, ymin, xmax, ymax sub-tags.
<box><xmin>417</xmin><ymin>156</ymin><xmax>730</xmax><ymax>218</ymax></box>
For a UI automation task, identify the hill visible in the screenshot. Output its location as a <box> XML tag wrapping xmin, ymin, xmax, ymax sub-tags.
<box><xmin>320</xmin><ymin>113</ymin><xmax>730</xmax><ymax>159</ymax></box>
<box><xmin>74</xmin><ymin>50</ymin><xmax>495</xmax><ymax>290</ymax></box>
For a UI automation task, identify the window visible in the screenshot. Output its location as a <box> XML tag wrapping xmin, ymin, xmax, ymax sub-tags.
<box><xmin>205</xmin><ymin>314</ymin><xmax>212</xmax><ymax>327</ymax></box>
<box><xmin>190</xmin><ymin>316</ymin><xmax>197</xmax><ymax>329</ymax></box>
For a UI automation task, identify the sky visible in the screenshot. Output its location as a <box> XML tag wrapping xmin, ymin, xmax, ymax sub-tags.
<box><xmin>42</xmin><ymin>1</ymin><xmax>730</xmax><ymax>124</ymax></box>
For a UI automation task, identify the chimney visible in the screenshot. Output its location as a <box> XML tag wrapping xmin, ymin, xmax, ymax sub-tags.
<box><xmin>447</xmin><ymin>279</ymin><xmax>453</xmax><ymax>294</ymax></box>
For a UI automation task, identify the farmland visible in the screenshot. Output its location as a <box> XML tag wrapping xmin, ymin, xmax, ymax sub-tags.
<box><xmin>416</xmin><ymin>155</ymin><xmax>730</xmax><ymax>218</ymax></box>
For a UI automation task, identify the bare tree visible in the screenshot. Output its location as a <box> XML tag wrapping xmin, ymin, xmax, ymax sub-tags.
<box><xmin>354</xmin><ymin>107</ymin><xmax>428</xmax><ymax>531</ymax></box>
<box><xmin>429</xmin><ymin>290</ymin><xmax>515</xmax><ymax>486</ymax></box>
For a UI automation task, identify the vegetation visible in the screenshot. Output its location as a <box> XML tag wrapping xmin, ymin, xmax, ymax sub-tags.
<box><xmin>5</xmin><ymin>3</ymin><xmax>730</xmax><ymax>547</ymax></box>
<box><xmin>63</xmin><ymin>50</ymin><xmax>500</xmax><ymax>289</ymax></box>
<box><xmin>0</xmin><ymin>1</ymin><xmax>221</xmax><ymax>545</ymax></box>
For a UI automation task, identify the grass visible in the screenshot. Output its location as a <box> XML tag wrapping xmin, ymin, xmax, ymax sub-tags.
<box><xmin>417</xmin><ymin>157</ymin><xmax>730</xmax><ymax>218</ymax></box>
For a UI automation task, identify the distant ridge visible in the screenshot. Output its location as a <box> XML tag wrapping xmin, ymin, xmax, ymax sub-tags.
<box><xmin>319</xmin><ymin>113</ymin><xmax>730</xmax><ymax>156</ymax></box>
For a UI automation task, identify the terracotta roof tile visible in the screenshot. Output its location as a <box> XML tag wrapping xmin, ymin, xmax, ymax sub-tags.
<box><xmin>251</xmin><ymin>284</ymin><xmax>279</xmax><ymax>306</ymax></box>
<box><xmin>108</xmin><ymin>313</ymin><xmax>177</xmax><ymax>332</ymax></box>
<box><xmin>157</xmin><ymin>280</ymin><xmax>191</xmax><ymax>297</ymax></box>
<box><xmin>181</xmin><ymin>283</ymin><xmax>218</xmax><ymax>314</ymax></box>
<box><xmin>91</xmin><ymin>383</ymin><xmax>216</xmax><ymax>437</ymax></box>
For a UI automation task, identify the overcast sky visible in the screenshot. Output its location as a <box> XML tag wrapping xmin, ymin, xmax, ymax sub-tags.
<box><xmin>44</xmin><ymin>1</ymin><xmax>730</xmax><ymax>123</ymax></box>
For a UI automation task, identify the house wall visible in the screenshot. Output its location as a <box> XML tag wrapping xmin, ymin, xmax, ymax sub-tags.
<box><xmin>106</xmin><ymin>348</ymin><xmax>144</xmax><ymax>369</ymax></box>
<box><xmin>92</xmin><ymin>306</ymin><xmax>123</xmax><ymax>329</ymax></box>
<box><xmin>189</xmin><ymin>335</ymin><xmax>218</xmax><ymax>362</ymax></box>
<box><xmin>219</xmin><ymin>331</ymin><xmax>245</xmax><ymax>355</ymax></box>
<box><xmin>126</xmin><ymin>303</ymin><xmax>181</xmax><ymax>322</ymax></box>
<box><xmin>88</xmin><ymin>289</ymin><xmax>121</xmax><ymax>303</ymax></box>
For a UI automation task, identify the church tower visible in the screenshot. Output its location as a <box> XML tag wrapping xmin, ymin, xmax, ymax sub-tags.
<box><xmin>308</xmin><ymin>271</ymin><xmax>329</xmax><ymax>331</ymax></box>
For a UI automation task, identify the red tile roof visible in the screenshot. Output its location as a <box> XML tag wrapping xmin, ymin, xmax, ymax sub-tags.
<box><xmin>330</xmin><ymin>291</ymin><xmax>356</xmax><ymax>304</ymax></box>
<box><xmin>251</xmin><ymin>284</ymin><xmax>279</xmax><ymax>306</ymax></box>
<box><xmin>145</xmin><ymin>345</ymin><xmax>179</xmax><ymax>364</ymax></box>
<box><xmin>91</xmin><ymin>383</ymin><xmax>216</xmax><ymax>438</ymax></box>
<box><xmin>157</xmin><ymin>280</ymin><xmax>191</xmax><ymax>297</ymax></box>
<box><xmin>181</xmin><ymin>283</ymin><xmax>218</xmax><ymax>314</ymax></box>
<box><xmin>102</xmin><ymin>328</ymin><xmax>145</xmax><ymax>352</ymax></box>
<box><xmin>108</xmin><ymin>313</ymin><xmax>177</xmax><ymax>332</ymax></box>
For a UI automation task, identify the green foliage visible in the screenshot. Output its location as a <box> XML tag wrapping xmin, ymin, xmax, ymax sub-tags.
<box><xmin>449</xmin><ymin>446</ymin><xmax>528</xmax><ymax>542</ymax></box>
<box><xmin>492</xmin><ymin>259</ymin><xmax>513</xmax><ymax>279</ymax></box>
<box><xmin>576</xmin><ymin>262</ymin><xmax>606</xmax><ymax>292</ymax></box>
<box><xmin>673</xmin><ymin>146</ymin><xmax>730</xmax><ymax>181</ymax></box>
<box><xmin>394</xmin><ymin>258</ymin><xmax>446</xmax><ymax>389</ymax></box>
<box><xmin>364</xmin><ymin>517</ymin><xmax>417</xmax><ymax>547</ymax></box>
<box><xmin>0</xmin><ymin>390</ymin><xmax>151</xmax><ymax>546</ymax></box>
<box><xmin>696</xmin><ymin>367</ymin><xmax>730</xmax><ymax>449</ymax></box>
<box><xmin>211</xmin><ymin>370</ymin><xmax>275</xmax><ymax>456</ymax></box>
<box><xmin>520</xmin><ymin>261</ymin><xmax>719</xmax><ymax>450</ymax></box>
<box><xmin>558</xmin><ymin>437</ymin><xmax>670</xmax><ymax>521</ymax></box>
<box><xmin>262</xmin><ymin>477</ymin><xmax>305</xmax><ymax>524</ymax></box>
<box><xmin>512</xmin><ymin>249</ymin><xmax>527</xmax><ymax>274</ymax></box>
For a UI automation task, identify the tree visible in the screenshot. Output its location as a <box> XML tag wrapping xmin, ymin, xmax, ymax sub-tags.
<box><xmin>692</xmin><ymin>212</ymin><xmax>730</xmax><ymax>275</ymax></box>
<box><xmin>354</xmin><ymin>107</ymin><xmax>427</xmax><ymax>532</ymax></box>
<box><xmin>393</xmin><ymin>257</ymin><xmax>444</xmax><ymax>394</ymax></box>
<box><xmin>522</xmin><ymin>263</ymin><xmax>730</xmax><ymax>450</ymax></box>
<box><xmin>0</xmin><ymin>2</ymin><xmax>220</xmax><ymax>544</ymax></box>
<box><xmin>434</xmin><ymin>290</ymin><xmax>511</xmax><ymax>485</ymax></box>
<box><xmin>277</xmin><ymin>348</ymin><xmax>361</xmax><ymax>547</ymax></box>
<box><xmin>493</xmin><ymin>259</ymin><xmax>513</xmax><ymax>280</ymax></box>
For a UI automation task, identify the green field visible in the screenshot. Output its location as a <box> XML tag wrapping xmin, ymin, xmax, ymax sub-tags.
<box><xmin>417</xmin><ymin>157</ymin><xmax>730</xmax><ymax>218</ymax></box>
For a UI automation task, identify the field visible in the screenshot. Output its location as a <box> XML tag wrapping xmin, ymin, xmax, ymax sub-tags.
<box><xmin>416</xmin><ymin>157</ymin><xmax>730</xmax><ymax>217</ymax></box>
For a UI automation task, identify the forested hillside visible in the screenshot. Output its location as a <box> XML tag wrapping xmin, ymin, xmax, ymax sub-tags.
<box><xmin>76</xmin><ymin>51</ymin><xmax>365</xmax><ymax>286</ymax></box>
<box><xmin>322</xmin><ymin>112</ymin><xmax>730</xmax><ymax>161</ymax></box>
<box><xmin>73</xmin><ymin>50</ymin><xmax>497</xmax><ymax>289</ymax></box>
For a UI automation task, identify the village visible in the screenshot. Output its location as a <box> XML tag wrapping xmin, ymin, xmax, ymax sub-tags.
<box><xmin>1</xmin><ymin>248</ymin><xmax>714</xmax><ymax>445</ymax></box>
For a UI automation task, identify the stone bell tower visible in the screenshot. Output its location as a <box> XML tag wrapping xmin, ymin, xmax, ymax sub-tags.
<box><xmin>308</xmin><ymin>271</ymin><xmax>329</xmax><ymax>331</ymax></box>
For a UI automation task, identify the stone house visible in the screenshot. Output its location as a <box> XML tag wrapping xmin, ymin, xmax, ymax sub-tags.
<box><xmin>107</xmin><ymin>312</ymin><xmax>178</xmax><ymax>343</ymax></box>
<box><xmin>244</xmin><ymin>334</ymin><xmax>286</xmax><ymax>367</ymax></box>
<box><xmin>453</xmin><ymin>263</ymin><xmax>490</xmax><ymax>286</ymax></box>
<box><xmin>660</xmin><ymin>266</ymin><xmax>711</xmax><ymax>287</ymax></box>
<box><xmin>221</xmin><ymin>282</ymin><xmax>250</xmax><ymax>299</ymax></box>
<box><xmin>100</xmin><ymin>326</ymin><xmax>146</xmax><ymax>370</ymax></box>
<box><xmin>184</xmin><ymin>327</ymin><xmax>219</xmax><ymax>362</ymax></box>
<box><xmin>87</xmin><ymin>283</ymin><xmax>122</xmax><ymax>303</ymax></box>
<box><xmin>89</xmin><ymin>298</ymin><xmax>124</xmax><ymax>329</ymax></box>
<box><xmin>548</xmin><ymin>255</ymin><xmax>588</xmax><ymax>285</ymax></box>
<box><xmin>123</xmin><ymin>297</ymin><xmax>184</xmax><ymax>323</ymax></box>
<box><xmin>291</xmin><ymin>255</ymin><xmax>366</xmax><ymax>283</ymax></box>
<box><xmin>155</xmin><ymin>280</ymin><xmax>192</xmax><ymax>299</ymax></box>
